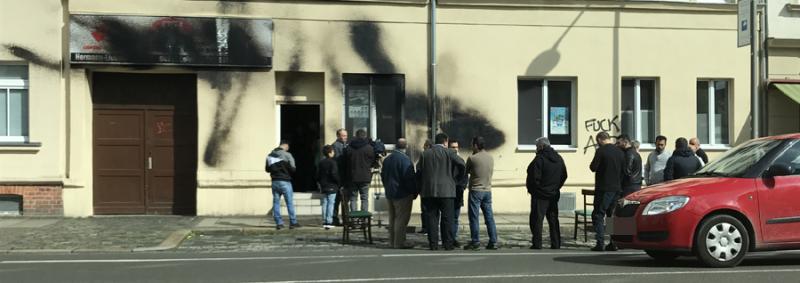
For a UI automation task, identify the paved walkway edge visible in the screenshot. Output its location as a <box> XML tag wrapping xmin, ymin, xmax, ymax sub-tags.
<box><xmin>132</xmin><ymin>229</ymin><xmax>192</xmax><ymax>252</ymax></box>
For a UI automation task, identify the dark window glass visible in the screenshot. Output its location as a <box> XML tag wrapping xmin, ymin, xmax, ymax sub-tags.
<box><xmin>697</xmin><ymin>81</ymin><xmax>710</xmax><ymax>143</ymax></box>
<box><xmin>640</xmin><ymin>80</ymin><xmax>656</xmax><ymax>144</ymax></box>
<box><xmin>715</xmin><ymin>81</ymin><xmax>729</xmax><ymax>145</ymax></box>
<box><xmin>621</xmin><ymin>79</ymin><xmax>636</xmax><ymax>140</ymax></box>
<box><xmin>373</xmin><ymin>76</ymin><xmax>403</xmax><ymax>143</ymax></box>
<box><xmin>773</xmin><ymin>141</ymin><xmax>800</xmax><ymax>175</ymax></box>
<box><xmin>517</xmin><ymin>80</ymin><xmax>543</xmax><ymax>145</ymax></box>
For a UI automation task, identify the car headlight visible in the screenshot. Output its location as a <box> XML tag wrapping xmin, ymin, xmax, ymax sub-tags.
<box><xmin>642</xmin><ymin>196</ymin><xmax>690</xmax><ymax>216</ymax></box>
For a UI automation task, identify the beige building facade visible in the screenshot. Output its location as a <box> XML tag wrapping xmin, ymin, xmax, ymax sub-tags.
<box><xmin>0</xmin><ymin>0</ymin><xmax>754</xmax><ymax>217</ymax></box>
<box><xmin>766</xmin><ymin>0</ymin><xmax>800</xmax><ymax>136</ymax></box>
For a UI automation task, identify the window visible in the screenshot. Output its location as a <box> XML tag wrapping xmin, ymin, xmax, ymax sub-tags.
<box><xmin>0</xmin><ymin>65</ymin><xmax>29</xmax><ymax>143</ymax></box>
<box><xmin>621</xmin><ymin>79</ymin><xmax>657</xmax><ymax>144</ymax></box>
<box><xmin>697</xmin><ymin>80</ymin><xmax>730</xmax><ymax>146</ymax></box>
<box><xmin>343</xmin><ymin>74</ymin><xmax>404</xmax><ymax>143</ymax></box>
<box><xmin>772</xmin><ymin>141</ymin><xmax>800</xmax><ymax>176</ymax></box>
<box><xmin>518</xmin><ymin>79</ymin><xmax>575</xmax><ymax>147</ymax></box>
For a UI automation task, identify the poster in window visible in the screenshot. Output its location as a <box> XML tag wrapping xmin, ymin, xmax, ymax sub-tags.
<box><xmin>549</xmin><ymin>107</ymin><xmax>569</xmax><ymax>135</ymax></box>
<box><xmin>348</xmin><ymin>105</ymin><xmax>369</xmax><ymax>118</ymax></box>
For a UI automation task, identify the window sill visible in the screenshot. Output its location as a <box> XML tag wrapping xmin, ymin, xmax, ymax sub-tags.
<box><xmin>517</xmin><ymin>145</ymin><xmax>577</xmax><ymax>152</ymax></box>
<box><xmin>0</xmin><ymin>142</ymin><xmax>42</xmax><ymax>152</ymax></box>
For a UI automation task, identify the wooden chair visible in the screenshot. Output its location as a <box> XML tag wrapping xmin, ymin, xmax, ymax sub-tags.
<box><xmin>341</xmin><ymin>188</ymin><xmax>373</xmax><ymax>244</ymax></box>
<box><xmin>573</xmin><ymin>189</ymin><xmax>595</xmax><ymax>242</ymax></box>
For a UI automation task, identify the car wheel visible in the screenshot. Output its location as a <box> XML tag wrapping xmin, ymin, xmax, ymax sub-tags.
<box><xmin>645</xmin><ymin>250</ymin><xmax>681</xmax><ymax>262</ymax></box>
<box><xmin>695</xmin><ymin>214</ymin><xmax>749</xmax><ymax>268</ymax></box>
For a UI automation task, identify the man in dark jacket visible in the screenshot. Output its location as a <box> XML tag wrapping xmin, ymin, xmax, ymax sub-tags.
<box><xmin>265</xmin><ymin>140</ymin><xmax>299</xmax><ymax>230</ymax></box>
<box><xmin>589</xmin><ymin>132</ymin><xmax>625</xmax><ymax>251</ymax></box>
<box><xmin>317</xmin><ymin>145</ymin><xmax>340</xmax><ymax>229</ymax></box>
<box><xmin>526</xmin><ymin>137</ymin><xmax>568</xmax><ymax>250</ymax></box>
<box><xmin>689</xmin><ymin>137</ymin><xmax>709</xmax><ymax>165</ymax></box>
<box><xmin>344</xmin><ymin>129</ymin><xmax>375</xmax><ymax>212</ymax></box>
<box><xmin>380</xmin><ymin>138</ymin><xmax>418</xmax><ymax>249</ymax></box>
<box><xmin>417</xmin><ymin>133</ymin><xmax>466</xmax><ymax>250</ymax></box>
<box><xmin>331</xmin><ymin>129</ymin><xmax>348</xmax><ymax>226</ymax></box>
<box><xmin>449</xmin><ymin>140</ymin><xmax>468</xmax><ymax>248</ymax></box>
<box><xmin>665</xmin><ymin>137</ymin><xmax>703</xmax><ymax>181</ymax></box>
<box><xmin>617</xmin><ymin>135</ymin><xmax>643</xmax><ymax>196</ymax></box>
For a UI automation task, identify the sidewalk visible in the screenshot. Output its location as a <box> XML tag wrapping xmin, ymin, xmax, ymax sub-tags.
<box><xmin>0</xmin><ymin>213</ymin><xmax>595</xmax><ymax>253</ymax></box>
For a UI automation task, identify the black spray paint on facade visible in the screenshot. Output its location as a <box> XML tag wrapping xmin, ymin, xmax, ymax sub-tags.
<box><xmin>583</xmin><ymin>115</ymin><xmax>620</xmax><ymax>154</ymax></box>
<box><xmin>347</xmin><ymin>21</ymin><xmax>506</xmax><ymax>150</ymax></box>
<box><xmin>2</xmin><ymin>45</ymin><xmax>61</xmax><ymax>71</ymax></box>
<box><xmin>72</xmin><ymin>16</ymin><xmax>269</xmax><ymax>167</ymax></box>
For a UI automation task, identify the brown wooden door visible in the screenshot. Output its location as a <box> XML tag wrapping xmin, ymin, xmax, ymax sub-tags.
<box><xmin>93</xmin><ymin>109</ymin><xmax>147</xmax><ymax>214</ymax></box>
<box><xmin>92</xmin><ymin>73</ymin><xmax>197</xmax><ymax>215</ymax></box>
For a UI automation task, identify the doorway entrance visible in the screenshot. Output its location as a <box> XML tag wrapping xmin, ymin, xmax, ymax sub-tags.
<box><xmin>92</xmin><ymin>73</ymin><xmax>197</xmax><ymax>215</ymax></box>
<box><xmin>279</xmin><ymin>104</ymin><xmax>322</xmax><ymax>193</ymax></box>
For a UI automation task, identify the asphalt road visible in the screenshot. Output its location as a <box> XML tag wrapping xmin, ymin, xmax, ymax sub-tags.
<box><xmin>2</xmin><ymin>249</ymin><xmax>800</xmax><ymax>283</ymax></box>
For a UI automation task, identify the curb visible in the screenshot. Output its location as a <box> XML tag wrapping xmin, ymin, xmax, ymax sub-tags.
<box><xmin>132</xmin><ymin>229</ymin><xmax>192</xmax><ymax>252</ymax></box>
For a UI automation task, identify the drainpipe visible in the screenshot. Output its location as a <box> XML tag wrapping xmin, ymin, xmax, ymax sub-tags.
<box><xmin>761</xmin><ymin>1</ymin><xmax>770</xmax><ymax>134</ymax></box>
<box><xmin>750</xmin><ymin>0</ymin><xmax>760</xmax><ymax>138</ymax></box>
<box><xmin>428</xmin><ymin>0</ymin><xmax>437</xmax><ymax>140</ymax></box>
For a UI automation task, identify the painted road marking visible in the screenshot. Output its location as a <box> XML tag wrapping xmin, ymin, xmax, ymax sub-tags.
<box><xmin>0</xmin><ymin>251</ymin><xmax>642</xmax><ymax>264</ymax></box>
<box><xmin>246</xmin><ymin>269</ymin><xmax>800</xmax><ymax>283</ymax></box>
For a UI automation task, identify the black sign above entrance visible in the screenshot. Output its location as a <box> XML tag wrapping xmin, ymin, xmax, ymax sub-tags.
<box><xmin>70</xmin><ymin>15</ymin><xmax>273</xmax><ymax>68</ymax></box>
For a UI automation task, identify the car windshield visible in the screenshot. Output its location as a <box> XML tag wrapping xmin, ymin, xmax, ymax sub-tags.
<box><xmin>693</xmin><ymin>139</ymin><xmax>783</xmax><ymax>178</ymax></box>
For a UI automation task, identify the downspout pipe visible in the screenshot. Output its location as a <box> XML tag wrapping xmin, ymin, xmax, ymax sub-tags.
<box><xmin>750</xmin><ymin>0</ymin><xmax>760</xmax><ymax>138</ymax></box>
<box><xmin>761</xmin><ymin>1</ymin><xmax>769</xmax><ymax>134</ymax></box>
<box><xmin>428</xmin><ymin>0</ymin><xmax>437</xmax><ymax>140</ymax></box>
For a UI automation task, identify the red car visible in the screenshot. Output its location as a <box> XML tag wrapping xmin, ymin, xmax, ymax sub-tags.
<box><xmin>613</xmin><ymin>134</ymin><xmax>800</xmax><ymax>267</ymax></box>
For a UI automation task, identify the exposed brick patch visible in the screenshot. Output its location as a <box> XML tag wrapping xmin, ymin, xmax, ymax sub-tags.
<box><xmin>0</xmin><ymin>185</ymin><xmax>63</xmax><ymax>215</ymax></box>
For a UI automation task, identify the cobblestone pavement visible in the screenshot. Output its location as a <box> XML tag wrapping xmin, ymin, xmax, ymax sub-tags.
<box><xmin>178</xmin><ymin>215</ymin><xmax>594</xmax><ymax>252</ymax></box>
<box><xmin>0</xmin><ymin>216</ymin><xmax>198</xmax><ymax>252</ymax></box>
<box><xmin>0</xmin><ymin>214</ymin><xmax>597</xmax><ymax>253</ymax></box>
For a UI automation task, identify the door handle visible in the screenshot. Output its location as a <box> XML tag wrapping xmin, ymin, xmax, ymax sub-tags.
<box><xmin>148</xmin><ymin>156</ymin><xmax>153</xmax><ymax>170</ymax></box>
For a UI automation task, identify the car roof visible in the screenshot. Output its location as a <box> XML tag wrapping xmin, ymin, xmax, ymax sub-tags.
<box><xmin>759</xmin><ymin>133</ymin><xmax>800</xmax><ymax>141</ymax></box>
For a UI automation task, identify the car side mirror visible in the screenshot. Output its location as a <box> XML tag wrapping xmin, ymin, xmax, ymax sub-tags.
<box><xmin>766</xmin><ymin>164</ymin><xmax>793</xmax><ymax>178</ymax></box>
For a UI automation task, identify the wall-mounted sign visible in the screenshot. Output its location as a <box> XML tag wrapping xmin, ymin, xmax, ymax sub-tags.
<box><xmin>738</xmin><ymin>0</ymin><xmax>751</xmax><ymax>47</ymax></box>
<box><xmin>70</xmin><ymin>15</ymin><xmax>273</xmax><ymax>68</ymax></box>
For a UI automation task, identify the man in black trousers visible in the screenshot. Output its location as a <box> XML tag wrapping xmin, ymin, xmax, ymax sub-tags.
<box><xmin>589</xmin><ymin>131</ymin><xmax>626</xmax><ymax>252</ymax></box>
<box><xmin>417</xmin><ymin>133</ymin><xmax>466</xmax><ymax>250</ymax></box>
<box><xmin>526</xmin><ymin>137</ymin><xmax>568</xmax><ymax>249</ymax></box>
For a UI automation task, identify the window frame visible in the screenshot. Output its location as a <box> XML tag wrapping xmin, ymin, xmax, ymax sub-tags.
<box><xmin>517</xmin><ymin>77</ymin><xmax>577</xmax><ymax>150</ymax></box>
<box><xmin>697</xmin><ymin>79</ymin><xmax>732</xmax><ymax>147</ymax></box>
<box><xmin>0</xmin><ymin>68</ymin><xmax>30</xmax><ymax>143</ymax></box>
<box><xmin>341</xmin><ymin>74</ymin><xmax>405</xmax><ymax>146</ymax></box>
<box><xmin>621</xmin><ymin>77</ymin><xmax>659</xmax><ymax>148</ymax></box>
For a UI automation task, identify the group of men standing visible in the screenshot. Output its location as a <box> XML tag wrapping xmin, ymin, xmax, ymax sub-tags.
<box><xmin>266</xmin><ymin>127</ymin><xmax>711</xmax><ymax>250</ymax></box>
<box><xmin>382</xmin><ymin>133</ymin><xmax>499</xmax><ymax>251</ymax></box>
<box><xmin>589</xmin><ymin>132</ymin><xmax>708</xmax><ymax>251</ymax></box>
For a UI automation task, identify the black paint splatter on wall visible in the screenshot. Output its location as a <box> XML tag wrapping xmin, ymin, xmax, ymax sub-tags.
<box><xmin>73</xmin><ymin>14</ymin><xmax>269</xmax><ymax>167</ymax></box>
<box><xmin>438</xmin><ymin>97</ymin><xmax>506</xmax><ymax>150</ymax></box>
<box><xmin>2</xmin><ymin>45</ymin><xmax>61</xmax><ymax>71</ymax></box>
<box><xmin>199</xmin><ymin>72</ymin><xmax>252</xmax><ymax>167</ymax></box>
<box><xmin>349</xmin><ymin>22</ymin><xmax>398</xmax><ymax>74</ymax></box>
<box><xmin>280</xmin><ymin>32</ymin><xmax>305</xmax><ymax>97</ymax></box>
<box><xmin>347</xmin><ymin>21</ymin><xmax>506</xmax><ymax>150</ymax></box>
<box><xmin>406</xmin><ymin>93</ymin><xmax>505</xmax><ymax>150</ymax></box>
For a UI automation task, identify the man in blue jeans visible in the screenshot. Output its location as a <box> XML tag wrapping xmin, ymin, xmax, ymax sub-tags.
<box><xmin>463</xmin><ymin>137</ymin><xmax>498</xmax><ymax>250</ymax></box>
<box><xmin>266</xmin><ymin>140</ymin><xmax>300</xmax><ymax>230</ymax></box>
<box><xmin>589</xmin><ymin>132</ymin><xmax>625</xmax><ymax>251</ymax></box>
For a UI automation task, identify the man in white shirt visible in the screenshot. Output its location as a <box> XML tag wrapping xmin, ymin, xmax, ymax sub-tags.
<box><xmin>644</xmin><ymin>135</ymin><xmax>672</xmax><ymax>185</ymax></box>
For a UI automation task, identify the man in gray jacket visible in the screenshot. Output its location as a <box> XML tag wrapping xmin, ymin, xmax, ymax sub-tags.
<box><xmin>417</xmin><ymin>133</ymin><xmax>466</xmax><ymax>251</ymax></box>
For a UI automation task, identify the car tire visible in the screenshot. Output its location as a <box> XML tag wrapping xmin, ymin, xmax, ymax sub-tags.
<box><xmin>645</xmin><ymin>250</ymin><xmax>681</xmax><ymax>262</ymax></box>
<box><xmin>695</xmin><ymin>214</ymin><xmax>749</xmax><ymax>268</ymax></box>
